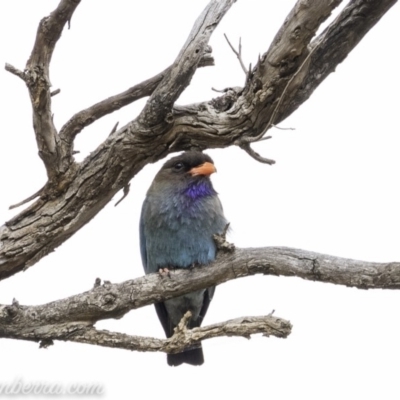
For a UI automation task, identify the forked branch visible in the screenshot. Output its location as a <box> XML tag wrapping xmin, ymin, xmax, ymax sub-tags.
<box><xmin>1</xmin><ymin>245</ymin><xmax>399</xmax><ymax>351</ymax></box>
<box><xmin>1</xmin><ymin>0</ymin><xmax>397</xmax><ymax>283</ymax></box>
<box><xmin>24</xmin><ymin>0</ymin><xmax>81</xmax><ymax>178</ymax></box>
<box><xmin>139</xmin><ymin>0</ymin><xmax>236</xmax><ymax>127</ymax></box>
<box><xmin>67</xmin><ymin>313</ymin><xmax>291</xmax><ymax>353</ymax></box>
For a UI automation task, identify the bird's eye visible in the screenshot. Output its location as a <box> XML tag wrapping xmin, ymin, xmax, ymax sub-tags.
<box><xmin>173</xmin><ymin>162</ymin><xmax>184</xmax><ymax>171</ymax></box>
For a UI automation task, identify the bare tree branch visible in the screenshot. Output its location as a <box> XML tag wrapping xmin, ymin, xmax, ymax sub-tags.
<box><xmin>4</xmin><ymin>63</ymin><xmax>26</xmax><ymax>81</ymax></box>
<box><xmin>2</xmin><ymin>246</ymin><xmax>400</xmax><ymax>329</ymax></box>
<box><xmin>233</xmin><ymin>0</ymin><xmax>343</xmax><ymax>147</ymax></box>
<box><xmin>237</xmin><ymin>142</ymin><xmax>275</xmax><ymax>165</ymax></box>
<box><xmin>8</xmin><ymin>184</ymin><xmax>46</xmax><ymax>210</ymax></box>
<box><xmin>138</xmin><ymin>0</ymin><xmax>236</xmax><ymax>127</ymax></box>
<box><xmin>63</xmin><ymin>313</ymin><xmax>292</xmax><ymax>353</ymax></box>
<box><xmin>0</xmin><ymin>0</ymin><xmax>397</xmax><ymax>282</ymax></box>
<box><xmin>224</xmin><ymin>34</ymin><xmax>248</xmax><ymax>75</ymax></box>
<box><xmin>281</xmin><ymin>0</ymin><xmax>398</xmax><ymax>121</ymax></box>
<box><xmin>1</xmin><ymin>244</ymin><xmax>399</xmax><ymax>350</ymax></box>
<box><xmin>58</xmin><ymin>49</ymin><xmax>214</xmax><ymax>151</ymax></box>
<box><xmin>50</xmin><ymin>88</ymin><xmax>60</xmax><ymax>97</ymax></box>
<box><xmin>114</xmin><ymin>183</ymin><xmax>130</xmax><ymax>207</ymax></box>
<box><xmin>1</xmin><ymin>310</ymin><xmax>290</xmax><ymax>354</ymax></box>
<box><xmin>23</xmin><ymin>0</ymin><xmax>81</xmax><ymax>179</ymax></box>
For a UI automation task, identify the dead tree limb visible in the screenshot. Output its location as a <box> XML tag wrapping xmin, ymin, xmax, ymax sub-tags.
<box><xmin>1</xmin><ymin>0</ymin><xmax>397</xmax><ymax>284</ymax></box>
<box><xmin>23</xmin><ymin>0</ymin><xmax>81</xmax><ymax>179</ymax></box>
<box><xmin>1</xmin><ymin>245</ymin><xmax>399</xmax><ymax>352</ymax></box>
<box><xmin>1</xmin><ymin>311</ymin><xmax>291</xmax><ymax>354</ymax></box>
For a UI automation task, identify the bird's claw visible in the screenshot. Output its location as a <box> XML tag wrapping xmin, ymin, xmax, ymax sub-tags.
<box><xmin>158</xmin><ymin>268</ymin><xmax>171</xmax><ymax>278</ymax></box>
<box><xmin>189</xmin><ymin>262</ymin><xmax>200</xmax><ymax>270</ymax></box>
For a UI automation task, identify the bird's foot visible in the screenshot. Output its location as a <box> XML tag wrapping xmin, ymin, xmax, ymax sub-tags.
<box><xmin>158</xmin><ymin>268</ymin><xmax>171</xmax><ymax>277</ymax></box>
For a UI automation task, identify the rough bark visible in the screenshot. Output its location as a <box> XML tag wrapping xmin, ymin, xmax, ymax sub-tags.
<box><xmin>1</xmin><ymin>245</ymin><xmax>399</xmax><ymax>351</ymax></box>
<box><xmin>1</xmin><ymin>0</ymin><xmax>398</xmax><ymax>354</ymax></box>
<box><xmin>1</xmin><ymin>310</ymin><xmax>291</xmax><ymax>354</ymax></box>
<box><xmin>2</xmin><ymin>0</ymin><xmax>397</xmax><ymax>281</ymax></box>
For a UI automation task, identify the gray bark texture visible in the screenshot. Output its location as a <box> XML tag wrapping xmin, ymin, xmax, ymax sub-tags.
<box><xmin>1</xmin><ymin>0</ymin><xmax>398</xmax><ymax>354</ymax></box>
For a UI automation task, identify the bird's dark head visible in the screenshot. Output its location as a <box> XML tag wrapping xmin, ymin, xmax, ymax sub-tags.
<box><xmin>160</xmin><ymin>151</ymin><xmax>215</xmax><ymax>178</ymax></box>
<box><xmin>150</xmin><ymin>151</ymin><xmax>217</xmax><ymax>200</ymax></box>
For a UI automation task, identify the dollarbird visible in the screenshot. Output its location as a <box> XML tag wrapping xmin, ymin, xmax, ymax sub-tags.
<box><xmin>139</xmin><ymin>151</ymin><xmax>228</xmax><ymax>366</ymax></box>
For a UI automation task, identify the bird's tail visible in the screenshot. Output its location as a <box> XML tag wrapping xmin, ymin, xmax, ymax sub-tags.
<box><xmin>167</xmin><ymin>345</ymin><xmax>204</xmax><ymax>366</ymax></box>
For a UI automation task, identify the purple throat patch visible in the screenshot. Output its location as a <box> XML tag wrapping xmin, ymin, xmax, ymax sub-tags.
<box><xmin>184</xmin><ymin>181</ymin><xmax>216</xmax><ymax>200</ymax></box>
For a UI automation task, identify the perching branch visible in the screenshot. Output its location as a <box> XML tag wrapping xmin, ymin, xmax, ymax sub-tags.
<box><xmin>2</xmin><ymin>245</ymin><xmax>399</xmax><ymax>351</ymax></box>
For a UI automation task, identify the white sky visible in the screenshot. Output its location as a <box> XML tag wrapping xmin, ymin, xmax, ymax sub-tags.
<box><xmin>1</xmin><ymin>1</ymin><xmax>399</xmax><ymax>399</ymax></box>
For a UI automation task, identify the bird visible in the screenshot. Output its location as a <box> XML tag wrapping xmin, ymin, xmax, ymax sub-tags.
<box><xmin>139</xmin><ymin>151</ymin><xmax>228</xmax><ymax>366</ymax></box>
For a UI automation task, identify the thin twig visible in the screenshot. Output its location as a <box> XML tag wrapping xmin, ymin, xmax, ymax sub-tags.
<box><xmin>272</xmin><ymin>124</ymin><xmax>295</xmax><ymax>131</ymax></box>
<box><xmin>50</xmin><ymin>88</ymin><xmax>61</xmax><ymax>97</ymax></box>
<box><xmin>109</xmin><ymin>121</ymin><xmax>119</xmax><ymax>135</ymax></box>
<box><xmin>224</xmin><ymin>34</ymin><xmax>248</xmax><ymax>75</ymax></box>
<box><xmin>246</xmin><ymin>62</ymin><xmax>252</xmax><ymax>83</ymax></box>
<box><xmin>4</xmin><ymin>63</ymin><xmax>26</xmax><ymax>81</ymax></box>
<box><xmin>257</xmin><ymin>135</ymin><xmax>272</xmax><ymax>142</ymax></box>
<box><xmin>114</xmin><ymin>183</ymin><xmax>130</xmax><ymax>207</ymax></box>
<box><xmin>239</xmin><ymin>142</ymin><xmax>275</xmax><ymax>165</ymax></box>
<box><xmin>211</xmin><ymin>87</ymin><xmax>228</xmax><ymax>93</ymax></box>
<box><xmin>9</xmin><ymin>185</ymin><xmax>46</xmax><ymax>210</ymax></box>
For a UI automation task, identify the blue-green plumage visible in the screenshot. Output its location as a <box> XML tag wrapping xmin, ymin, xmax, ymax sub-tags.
<box><xmin>139</xmin><ymin>151</ymin><xmax>227</xmax><ymax>366</ymax></box>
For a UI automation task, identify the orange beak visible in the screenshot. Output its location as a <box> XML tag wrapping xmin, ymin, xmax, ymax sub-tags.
<box><xmin>189</xmin><ymin>162</ymin><xmax>216</xmax><ymax>176</ymax></box>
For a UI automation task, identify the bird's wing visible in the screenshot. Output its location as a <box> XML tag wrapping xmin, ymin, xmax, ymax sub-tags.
<box><xmin>191</xmin><ymin>286</ymin><xmax>215</xmax><ymax>329</ymax></box>
<box><xmin>139</xmin><ymin>200</ymin><xmax>148</xmax><ymax>273</ymax></box>
<box><xmin>141</xmin><ymin>198</ymin><xmax>174</xmax><ymax>337</ymax></box>
<box><xmin>156</xmin><ymin>287</ymin><xmax>215</xmax><ymax>337</ymax></box>
<box><xmin>154</xmin><ymin>303</ymin><xmax>174</xmax><ymax>338</ymax></box>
